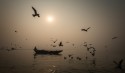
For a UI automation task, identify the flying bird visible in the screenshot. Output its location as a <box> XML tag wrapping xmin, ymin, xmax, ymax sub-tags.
<box><xmin>113</xmin><ymin>59</ymin><xmax>123</xmax><ymax>69</ymax></box>
<box><xmin>83</xmin><ymin>44</ymin><xmax>87</xmax><ymax>47</ymax></box>
<box><xmin>32</xmin><ymin>6</ymin><xmax>40</xmax><ymax>17</ymax></box>
<box><xmin>11</xmin><ymin>47</ymin><xmax>16</xmax><ymax>50</ymax></box>
<box><xmin>71</xmin><ymin>57</ymin><xmax>73</xmax><ymax>59</ymax></box>
<box><xmin>91</xmin><ymin>52</ymin><xmax>95</xmax><ymax>56</ymax></box>
<box><xmin>76</xmin><ymin>57</ymin><xmax>82</xmax><ymax>60</ymax></box>
<box><xmin>51</xmin><ymin>44</ymin><xmax>56</xmax><ymax>47</ymax></box>
<box><xmin>64</xmin><ymin>57</ymin><xmax>67</xmax><ymax>60</ymax></box>
<box><xmin>15</xmin><ymin>30</ymin><xmax>18</xmax><ymax>33</ymax></box>
<box><xmin>87</xmin><ymin>47</ymin><xmax>90</xmax><ymax>51</ymax></box>
<box><xmin>85</xmin><ymin>56</ymin><xmax>88</xmax><ymax>60</ymax></box>
<box><xmin>83</xmin><ymin>42</ymin><xmax>87</xmax><ymax>47</ymax></box>
<box><xmin>112</xmin><ymin>37</ymin><xmax>118</xmax><ymax>40</ymax></box>
<box><xmin>68</xmin><ymin>54</ymin><xmax>73</xmax><ymax>57</ymax></box>
<box><xmin>66</xmin><ymin>41</ymin><xmax>70</xmax><ymax>43</ymax></box>
<box><xmin>81</xmin><ymin>27</ymin><xmax>91</xmax><ymax>32</ymax></box>
<box><xmin>52</xmin><ymin>39</ymin><xmax>57</xmax><ymax>43</ymax></box>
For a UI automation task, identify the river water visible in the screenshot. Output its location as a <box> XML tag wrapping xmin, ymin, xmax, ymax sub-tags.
<box><xmin>0</xmin><ymin>48</ymin><xmax>124</xmax><ymax>73</ymax></box>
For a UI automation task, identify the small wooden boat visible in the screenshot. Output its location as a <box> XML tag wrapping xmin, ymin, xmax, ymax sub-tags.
<box><xmin>33</xmin><ymin>47</ymin><xmax>63</xmax><ymax>55</ymax></box>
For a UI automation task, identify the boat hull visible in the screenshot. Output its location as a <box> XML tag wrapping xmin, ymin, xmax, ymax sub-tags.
<box><xmin>33</xmin><ymin>47</ymin><xmax>63</xmax><ymax>55</ymax></box>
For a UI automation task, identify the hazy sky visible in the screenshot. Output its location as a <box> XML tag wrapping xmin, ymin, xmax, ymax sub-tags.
<box><xmin>0</xmin><ymin>0</ymin><xmax>125</xmax><ymax>54</ymax></box>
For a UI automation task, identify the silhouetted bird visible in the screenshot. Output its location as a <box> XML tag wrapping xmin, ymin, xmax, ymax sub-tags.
<box><xmin>83</xmin><ymin>42</ymin><xmax>87</xmax><ymax>47</ymax></box>
<box><xmin>68</xmin><ymin>54</ymin><xmax>73</xmax><ymax>57</ymax></box>
<box><xmin>92</xmin><ymin>59</ymin><xmax>96</xmax><ymax>67</ymax></box>
<box><xmin>83</xmin><ymin>44</ymin><xmax>87</xmax><ymax>47</ymax></box>
<box><xmin>87</xmin><ymin>47</ymin><xmax>90</xmax><ymax>51</ymax></box>
<box><xmin>15</xmin><ymin>30</ymin><xmax>17</xmax><ymax>33</ymax></box>
<box><xmin>51</xmin><ymin>44</ymin><xmax>56</xmax><ymax>47</ymax></box>
<box><xmin>52</xmin><ymin>39</ymin><xmax>57</xmax><ymax>43</ymax></box>
<box><xmin>79</xmin><ymin>58</ymin><xmax>82</xmax><ymax>60</ymax></box>
<box><xmin>11</xmin><ymin>47</ymin><xmax>16</xmax><ymax>50</ymax></box>
<box><xmin>32</xmin><ymin>6</ymin><xmax>40</xmax><ymax>17</ymax></box>
<box><xmin>85</xmin><ymin>56</ymin><xmax>88</xmax><ymax>60</ymax></box>
<box><xmin>66</xmin><ymin>42</ymin><xmax>70</xmax><ymax>43</ymax></box>
<box><xmin>6</xmin><ymin>49</ymin><xmax>11</xmax><ymax>51</ymax></box>
<box><xmin>90</xmin><ymin>47</ymin><xmax>96</xmax><ymax>51</ymax></box>
<box><xmin>76</xmin><ymin>57</ymin><xmax>82</xmax><ymax>60</ymax></box>
<box><xmin>112</xmin><ymin>37</ymin><xmax>118</xmax><ymax>40</ymax></box>
<box><xmin>113</xmin><ymin>59</ymin><xmax>123</xmax><ymax>69</ymax></box>
<box><xmin>52</xmin><ymin>45</ymin><xmax>56</xmax><ymax>47</ymax></box>
<box><xmin>104</xmin><ymin>45</ymin><xmax>108</xmax><ymax>48</ymax></box>
<box><xmin>71</xmin><ymin>57</ymin><xmax>73</xmax><ymax>59</ymax></box>
<box><xmin>59</xmin><ymin>41</ymin><xmax>63</xmax><ymax>47</ymax></box>
<box><xmin>91</xmin><ymin>53</ymin><xmax>95</xmax><ymax>56</ymax></box>
<box><xmin>64</xmin><ymin>57</ymin><xmax>67</xmax><ymax>60</ymax></box>
<box><xmin>81</xmin><ymin>27</ymin><xmax>91</xmax><ymax>32</ymax></box>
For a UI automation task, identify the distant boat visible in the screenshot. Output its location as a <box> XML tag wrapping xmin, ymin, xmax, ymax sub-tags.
<box><xmin>33</xmin><ymin>47</ymin><xmax>63</xmax><ymax>55</ymax></box>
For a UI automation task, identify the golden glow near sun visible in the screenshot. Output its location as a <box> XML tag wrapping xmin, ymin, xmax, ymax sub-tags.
<box><xmin>47</xmin><ymin>16</ymin><xmax>54</xmax><ymax>22</ymax></box>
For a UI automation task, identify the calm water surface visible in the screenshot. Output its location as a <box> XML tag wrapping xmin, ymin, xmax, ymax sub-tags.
<box><xmin>0</xmin><ymin>49</ymin><xmax>125</xmax><ymax>73</ymax></box>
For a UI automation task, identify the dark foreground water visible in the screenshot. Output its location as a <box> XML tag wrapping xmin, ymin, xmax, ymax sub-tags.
<box><xmin>0</xmin><ymin>49</ymin><xmax>125</xmax><ymax>73</ymax></box>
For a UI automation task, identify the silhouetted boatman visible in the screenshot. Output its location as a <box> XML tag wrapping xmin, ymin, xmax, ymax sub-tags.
<box><xmin>81</xmin><ymin>27</ymin><xmax>91</xmax><ymax>32</ymax></box>
<box><xmin>59</xmin><ymin>41</ymin><xmax>63</xmax><ymax>47</ymax></box>
<box><xmin>32</xmin><ymin>6</ymin><xmax>40</xmax><ymax>17</ymax></box>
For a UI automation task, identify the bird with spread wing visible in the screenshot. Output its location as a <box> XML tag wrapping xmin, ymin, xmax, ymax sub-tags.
<box><xmin>32</xmin><ymin>6</ymin><xmax>40</xmax><ymax>17</ymax></box>
<box><xmin>81</xmin><ymin>27</ymin><xmax>91</xmax><ymax>32</ymax></box>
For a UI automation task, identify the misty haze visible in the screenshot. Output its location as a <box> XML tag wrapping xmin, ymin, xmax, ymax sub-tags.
<box><xmin>0</xmin><ymin>0</ymin><xmax>125</xmax><ymax>73</ymax></box>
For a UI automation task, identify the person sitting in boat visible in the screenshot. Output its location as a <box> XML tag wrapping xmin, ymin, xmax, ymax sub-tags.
<box><xmin>34</xmin><ymin>46</ymin><xmax>37</xmax><ymax>52</ymax></box>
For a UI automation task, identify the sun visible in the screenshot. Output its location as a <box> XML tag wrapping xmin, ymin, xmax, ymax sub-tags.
<box><xmin>47</xmin><ymin>16</ymin><xmax>54</xmax><ymax>22</ymax></box>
